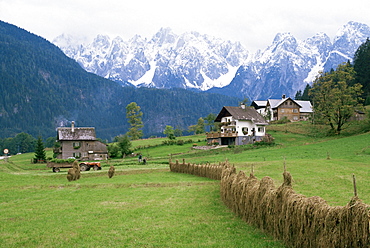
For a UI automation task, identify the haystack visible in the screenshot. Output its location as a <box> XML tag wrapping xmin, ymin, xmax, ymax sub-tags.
<box><xmin>108</xmin><ymin>165</ymin><xmax>115</xmax><ymax>178</ymax></box>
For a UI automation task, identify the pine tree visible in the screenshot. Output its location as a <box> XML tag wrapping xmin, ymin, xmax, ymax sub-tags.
<box><xmin>125</xmin><ymin>102</ymin><xmax>144</xmax><ymax>140</ymax></box>
<box><xmin>295</xmin><ymin>90</ymin><xmax>302</xmax><ymax>100</ymax></box>
<box><xmin>353</xmin><ymin>38</ymin><xmax>370</xmax><ymax>105</ymax></box>
<box><xmin>34</xmin><ymin>136</ymin><xmax>46</xmax><ymax>163</ymax></box>
<box><xmin>301</xmin><ymin>84</ymin><xmax>312</xmax><ymax>101</ymax></box>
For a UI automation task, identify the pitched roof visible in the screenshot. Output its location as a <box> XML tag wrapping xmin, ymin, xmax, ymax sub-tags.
<box><xmin>57</xmin><ymin>127</ymin><xmax>96</xmax><ymax>141</ymax></box>
<box><xmin>295</xmin><ymin>100</ymin><xmax>313</xmax><ymax>113</ymax></box>
<box><xmin>215</xmin><ymin>106</ymin><xmax>268</xmax><ymax>125</ymax></box>
<box><xmin>267</xmin><ymin>97</ymin><xmax>302</xmax><ymax>109</ymax></box>
<box><xmin>251</xmin><ymin>100</ymin><xmax>267</xmax><ymax>109</ymax></box>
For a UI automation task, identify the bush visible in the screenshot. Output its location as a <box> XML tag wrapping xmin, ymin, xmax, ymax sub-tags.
<box><xmin>271</xmin><ymin>116</ymin><xmax>290</xmax><ymax>124</ymax></box>
<box><xmin>49</xmin><ymin>158</ymin><xmax>76</xmax><ymax>163</ymax></box>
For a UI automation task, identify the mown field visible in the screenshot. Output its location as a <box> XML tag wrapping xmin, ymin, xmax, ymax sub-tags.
<box><xmin>1</xmin><ymin>122</ymin><xmax>370</xmax><ymax>247</ymax></box>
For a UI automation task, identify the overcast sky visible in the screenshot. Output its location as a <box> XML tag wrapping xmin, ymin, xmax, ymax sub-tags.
<box><xmin>1</xmin><ymin>0</ymin><xmax>370</xmax><ymax>52</ymax></box>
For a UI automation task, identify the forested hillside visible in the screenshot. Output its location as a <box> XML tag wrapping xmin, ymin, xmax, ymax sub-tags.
<box><xmin>0</xmin><ymin>21</ymin><xmax>239</xmax><ymax>141</ymax></box>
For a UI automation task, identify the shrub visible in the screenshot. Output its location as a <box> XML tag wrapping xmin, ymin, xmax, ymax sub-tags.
<box><xmin>271</xmin><ymin>116</ymin><xmax>290</xmax><ymax>124</ymax></box>
<box><xmin>50</xmin><ymin>158</ymin><xmax>75</xmax><ymax>163</ymax></box>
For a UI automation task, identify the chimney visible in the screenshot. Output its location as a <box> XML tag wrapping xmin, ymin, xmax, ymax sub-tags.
<box><xmin>282</xmin><ymin>94</ymin><xmax>286</xmax><ymax>99</ymax></box>
<box><xmin>71</xmin><ymin>121</ymin><xmax>75</xmax><ymax>132</ymax></box>
<box><xmin>240</xmin><ymin>103</ymin><xmax>246</xmax><ymax>109</ymax></box>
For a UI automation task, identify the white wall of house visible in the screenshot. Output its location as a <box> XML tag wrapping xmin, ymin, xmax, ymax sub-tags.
<box><xmin>220</xmin><ymin>117</ymin><xmax>265</xmax><ymax>137</ymax></box>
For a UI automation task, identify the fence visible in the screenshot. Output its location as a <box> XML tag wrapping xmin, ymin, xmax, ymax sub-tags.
<box><xmin>169</xmin><ymin>159</ymin><xmax>370</xmax><ymax>247</ymax></box>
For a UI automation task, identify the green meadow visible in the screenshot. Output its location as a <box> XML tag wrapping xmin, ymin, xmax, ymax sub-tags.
<box><xmin>1</xmin><ymin>122</ymin><xmax>370</xmax><ymax>247</ymax></box>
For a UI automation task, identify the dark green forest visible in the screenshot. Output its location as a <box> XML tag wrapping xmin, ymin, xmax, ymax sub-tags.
<box><xmin>0</xmin><ymin>21</ymin><xmax>240</xmax><ymax>142</ymax></box>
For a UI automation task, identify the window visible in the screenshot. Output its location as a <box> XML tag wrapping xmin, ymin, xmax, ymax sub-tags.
<box><xmin>293</xmin><ymin>109</ymin><xmax>298</xmax><ymax>113</ymax></box>
<box><xmin>73</xmin><ymin>152</ymin><xmax>81</xmax><ymax>158</ymax></box>
<box><xmin>258</xmin><ymin>127</ymin><xmax>264</xmax><ymax>133</ymax></box>
<box><xmin>73</xmin><ymin>142</ymin><xmax>80</xmax><ymax>149</ymax></box>
<box><xmin>242</xmin><ymin>127</ymin><xmax>248</xmax><ymax>135</ymax></box>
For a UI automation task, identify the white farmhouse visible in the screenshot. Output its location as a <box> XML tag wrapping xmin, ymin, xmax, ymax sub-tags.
<box><xmin>206</xmin><ymin>104</ymin><xmax>268</xmax><ymax>146</ymax></box>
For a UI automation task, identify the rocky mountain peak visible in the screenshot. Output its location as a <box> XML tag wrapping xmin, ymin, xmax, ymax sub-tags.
<box><xmin>54</xmin><ymin>21</ymin><xmax>370</xmax><ymax>100</ymax></box>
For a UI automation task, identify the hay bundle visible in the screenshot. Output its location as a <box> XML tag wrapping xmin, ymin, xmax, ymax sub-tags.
<box><xmin>240</xmin><ymin>174</ymin><xmax>259</xmax><ymax>222</ymax></box>
<box><xmin>220</xmin><ymin>166</ymin><xmax>237</xmax><ymax>209</ymax></box>
<box><xmin>72</xmin><ymin>161</ymin><xmax>80</xmax><ymax>180</ymax></box>
<box><xmin>255</xmin><ymin>176</ymin><xmax>276</xmax><ymax>232</ymax></box>
<box><xmin>108</xmin><ymin>165</ymin><xmax>115</xmax><ymax>178</ymax></box>
<box><xmin>280</xmin><ymin>191</ymin><xmax>309</xmax><ymax>247</ymax></box>
<box><xmin>66</xmin><ymin>161</ymin><xmax>81</xmax><ymax>181</ymax></box>
<box><xmin>67</xmin><ymin>168</ymin><xmax>75</xmax><ymax>181</ymax></box>
<box><xmin>338</xmin><ymin>196</ymin><xmax>370</xmax><ymax>247</ymax></box>
<box><xmin>298</xmin><ymin>196</ymin><xmax>328</xmax><ymax>247</ymax></box>
<box><xmin>169</xmin><ymin>158</ymin><xmax>226</xmax><ymax>180</ymax></box>
<box><xmin>230</xmin><ymin>171</ymin><xmax>245</xmax><ymax>214</ymax></box>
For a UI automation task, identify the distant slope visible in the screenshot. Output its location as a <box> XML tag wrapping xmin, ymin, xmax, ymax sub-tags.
<box><xmin>0</xmin><ymin>21</ymin><xmax>240</xmax><ymax>140</ymax></box>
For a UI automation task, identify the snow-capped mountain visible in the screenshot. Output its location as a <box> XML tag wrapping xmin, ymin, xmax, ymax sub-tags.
<box><xmin>54</xmin><ymin>21</ymin><xmax>370</xmax><ymax>100</ymax></box>
<box><xmin>54</xmin><ymin>27</ymin><xmax>248</xmax><ymax>91</ymax></box>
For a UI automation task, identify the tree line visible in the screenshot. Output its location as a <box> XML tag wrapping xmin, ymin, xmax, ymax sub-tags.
<box><xmin>0</xmin><ymin>133</ymin><xmax>52</xmax><ymax>158</ymax></box>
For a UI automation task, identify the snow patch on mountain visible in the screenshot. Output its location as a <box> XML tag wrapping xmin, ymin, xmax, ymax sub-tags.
<box><xmin>54</xmin><ymin>21</ymin><xmax>370</xmax><ymax>100</ymax></box>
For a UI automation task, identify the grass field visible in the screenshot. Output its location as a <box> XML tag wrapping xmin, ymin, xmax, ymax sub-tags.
<box><xmin>0</xmin><ymin>152</ymin><xmax>284</xmax><ymax>247</ymax></box>
<box><xmin>1</xmin><ymin>123</ymin><xmax>370</xmax><ymax>247</ymax></box>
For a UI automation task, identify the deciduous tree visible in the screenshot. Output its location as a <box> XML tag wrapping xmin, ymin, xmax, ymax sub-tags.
<box><xmin>310</xmin><ymin>63</ymin><xmax>363</xmax><ymax>134</ymax></box>
<box><xmin>163</xmin><ymin>125</ymin><xmax>176</xmax><ymax>140</ymax></box>
<box><xmin>116</xmin><ymin>135</ymin><xmax>132</xmax><ymax>156</ymax></box>
<box><xmin>204</xmin><ymin>113</ymin><xmax>217</xmax><ymax>132</ymax></box>
<box><xmin>188</xmin><ymin>117</ymin><xmax>206</xmax><ymax>134</ymax></box>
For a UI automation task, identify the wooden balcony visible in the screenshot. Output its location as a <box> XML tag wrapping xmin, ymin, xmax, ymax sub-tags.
<box><xmin>206</xmin><ymin>132</ymin><xmax>238</xmax><ymax>139</ymax></box>
<box><xmin>221</xmin><ymin>121</ymin><xmax>237</xmax><ymax>127</ymax></box>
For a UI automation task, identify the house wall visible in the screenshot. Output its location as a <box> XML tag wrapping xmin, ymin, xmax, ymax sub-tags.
<box><xmin>57</xmin><ymin>140</ymin><xmax>108</xmax><ymax>160</ymax></box>
<box><xmin>270</xmin><ymin>100</ymin><xmax>300</xmax><ymax>121</ymax></box>
<box><xmin>220</xmin><ymin>117</ymin><xmax>265</xmax><ymax>137</ymax></box>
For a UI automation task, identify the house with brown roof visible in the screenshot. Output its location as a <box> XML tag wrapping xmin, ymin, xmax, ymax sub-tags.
<box><xmin>206</xmin><ymin>104</ymin><xmax>268</xmax><ymax>146</ymax></box>
<box><xmin>54</xmin><ymin>121</ymin><xmax>108</xmax><ymax>161</ymax></box>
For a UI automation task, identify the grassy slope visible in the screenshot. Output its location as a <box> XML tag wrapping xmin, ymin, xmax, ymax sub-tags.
<box><xmin>133</xmin><ymin>123</ymin><xmax>370</xmax><ymax>206</ymax></box>
<box><xmin>1</xmin><ymin>124</ymin><xmax>370</xmax><ymax>247</ymax></box>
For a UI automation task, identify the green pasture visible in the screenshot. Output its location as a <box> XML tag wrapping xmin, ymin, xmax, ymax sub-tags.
<box><xmin>1</xmin><ymin>123</ymin><xmax>370</xmax><ymax>247</ymax></box>
<box><xmin>132</xmin><ymin>125</ymin><xmax>370</xmax><ymax>206</ymax></box>
<box><xmin>0</xmin><ymin>152</ymin><xmax>284</xmax><ymax>247</ymax></box>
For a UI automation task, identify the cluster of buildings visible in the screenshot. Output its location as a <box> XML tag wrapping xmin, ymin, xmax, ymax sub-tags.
<box><xmin>54</xmin><ymin>95</ymin><xmax>313</xmax><ymax>159</ymax></box>
<box><xmin>207</xmin><ymin>95</ymin><xmax>313</xmax><ymax>146</ymax></box>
